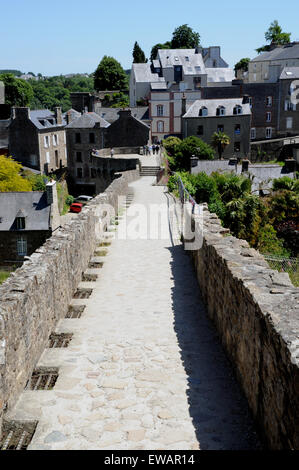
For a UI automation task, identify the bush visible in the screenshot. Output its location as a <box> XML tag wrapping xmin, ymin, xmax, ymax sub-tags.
<box><xmin>163</xmin><ymin>136</ymin><xmax>182</xmax><ymax>156</ymax></box>
<box><xmin>66</xmin><ymin>195</ymin><xmax>74</xmax><ymax>206</ymax></box>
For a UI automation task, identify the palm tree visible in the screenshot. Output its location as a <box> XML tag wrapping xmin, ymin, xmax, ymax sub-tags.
<box><xmin>211</xmin><ymin>132</ymin><xmax>230</xmax><ymax>160</ymax></box>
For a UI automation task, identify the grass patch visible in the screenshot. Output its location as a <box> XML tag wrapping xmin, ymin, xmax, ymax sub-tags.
<box><xmin>0</xmin><ymin>271</ymin><xmax>11</xmax><ymax>285</ymax></box>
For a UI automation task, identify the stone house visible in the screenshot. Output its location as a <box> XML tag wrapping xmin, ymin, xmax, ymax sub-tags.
<box><xmin>104</xmin><ymin>109</ymin><xmax>150</xmax><ymax>148</ymax></box>
<box><xmin>9</xmin><ymin>107</ymin><xmax>67</xmax><ymax>174</ymax></box>
<box><xmin>182</xmin><ymin>98</ymin><xmax>251</xmax><ymax>159</ymax></box>
<box><xmin>248</xmin><ymin>42</ymin><xmax>299</xmax><ymax>83</ymax></box>
<box><xmin>0</xmin><ymin>180</ymin><xmax>60</xmax><ymax>266</ymax></box>
<box><xmin>65</xmin><ymin>111</ymin><xmax>110</xmax><ymax>192</ymax></box>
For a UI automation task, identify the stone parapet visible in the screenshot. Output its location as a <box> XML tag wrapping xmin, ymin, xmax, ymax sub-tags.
<box><xmin>0</xmin><ymin>169</ymin><xmax>139</xmax><ymax>437</ymax></box>
<box><xmin>188</xmin><ymin>204</ymin><xmax>299</xmax><ymax>449</ymax></box>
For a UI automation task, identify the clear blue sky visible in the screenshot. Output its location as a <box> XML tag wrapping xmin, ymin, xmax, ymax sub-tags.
<box><xmin>1</xmin><ymin>0</ymin><xmax>298</xmax><ymax>76</ymax></box>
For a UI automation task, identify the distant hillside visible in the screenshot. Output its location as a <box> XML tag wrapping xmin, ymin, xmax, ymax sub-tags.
<box><xmin>0</xmin><ymin>70</ymin><xmax>23</xmax><ymax>77</ymax></box>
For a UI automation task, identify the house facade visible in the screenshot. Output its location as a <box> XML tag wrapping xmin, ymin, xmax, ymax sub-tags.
<box><xmin>182</xmin><ymin>98</ymin><xmax>251</xmax><ymax>159</ymax></box>
<box><xmin>0</xmin><ymin>180</ymin><xmax>60</xmax><ymax>265</ymax></box>
<box><xmin>9</xmin><ymin>107</ymin><xmax>67</xmax><ymax>174</ymax></box>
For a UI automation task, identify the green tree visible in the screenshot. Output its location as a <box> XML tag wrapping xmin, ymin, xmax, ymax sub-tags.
<box><xmin>171</xmin><ymin>24</ymin><xmax>200</xmax><ymax>49</ymax></box>
<box><xmin>133</xmin><ymin>42</ymin><xmax>147</xmax><ymax>63</ymax></box>
<box><xmin>94</xmin><ymin>56</ymin><xmax>128</xmax><ymax>91</ymax></box>
<box><xmin>256</xmin><ymin>20</ymin><xmax>291</xmax><ymax>54</ymax></box>
<box><xmin>173</xmin><ymin>136</ymin><xmax>214</xmax><ymax>170</ymax></box>
<box><xmin>0</xmin><ymin>73</ymin><xmax>34</xmax><ymax>106</ymax></box>
<box><xmin>234</xmin><ymin>58</ymin><xmax>250</xmax><ymax>76</ymax></box>
<box><xmin>0</xmin><ymin>155</ymin><xmax>32</xmax><ymax>192</ymax></box>
<box><xmin>211</xmin><ymin>131</ymin><xmax>230</xmax><ymax>160</ymax></box>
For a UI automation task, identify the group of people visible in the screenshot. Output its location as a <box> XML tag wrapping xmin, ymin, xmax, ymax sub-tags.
<box><xmin>143</xmin><ymin>143</ymin><xmax>160</xmax><ymax>156</ymax></box>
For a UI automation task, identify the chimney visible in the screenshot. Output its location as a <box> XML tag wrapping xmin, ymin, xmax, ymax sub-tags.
<box><xmin>12</xmin><ymin>107</ymin><xmax>30</xmax><ymax>120</ymax></box>
<box><xmin>181</xmin><ymin>93</ymin><xmax>186</xmax><ymax>116</ymax></box>
<box><xmin>54</xmin><ymin>106</ymin><xmax>62</xmax><ymax>125</ymax></box>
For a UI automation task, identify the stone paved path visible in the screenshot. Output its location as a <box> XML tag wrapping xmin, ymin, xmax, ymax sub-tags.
<box><xmin>7</xmin><ymin>177</ymin><xmax>261</xmax><ymax>450</ymax></box>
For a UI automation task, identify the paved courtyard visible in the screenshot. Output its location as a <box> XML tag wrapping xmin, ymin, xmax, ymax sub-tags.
<box><xmin>7</xmin><ymin>176</ymin><xmax>261</xmax><ymax>450</ymax></box>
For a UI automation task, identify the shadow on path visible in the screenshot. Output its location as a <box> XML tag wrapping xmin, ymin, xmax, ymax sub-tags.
<box><xmin>167</xmin><ymin>244</ymin><xmax>262</xmax><ymax>450</ymax></box>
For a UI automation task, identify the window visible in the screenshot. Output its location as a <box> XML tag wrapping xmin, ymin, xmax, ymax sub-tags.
<box><xmin>53</xmin><ymin>134</ymin><xmax>58</xmax><ymax>146</ymax></box>
<box><xmin>213</xmin><ymin>60</ymin><xmax>217</xmax><ymax>67</ymax></box>
<box><xmin>197</xmin><ymin>125</ymin><xmax>203</xmax><ymax>135</ymax></box>
<box><xmin>77</xmin><ymin>168</ymin><xmax>83</xmax><ymax>178</ymax></box>
<box><xmin>44</xmin><ymin>135</ymin><xmax>49</xmax><ymax>148</ymax></box>
<box><xmin>216</xmin><ymin>106</ymin><xmax>226</xmax><ymax>116</ymax></box>
<box><xmin>233</xmin><ymin>105</ymin><xmax>242</xmax><ymax>115</ymax></box>
<box><xmin>76</xmin><ymin>151</ymin><xmax>82</xmax><ymax>162</ymax></box>
<box><xmin>157</xmin><ymin>105</ymin><xmax>164</xmax><ymax>116</ymax></box>
<box><xmin>17</xmin><ymin>237</ymin><xmax>27</xmax><ymax>256</ymax></box>
<box><xmin>235</xmin><ymin>124</ymin><xmax>240</xmax><ymax>135</ymax></box>
<box><xmin>217</xmin><ymin>125</ymin><xmax>224</xmax><ymax>132</ymax></box>
<box><xmin>55</xmin><ymin>150</ymin><xmax>59</xmax><ymax>167</ymax></box>
<box><xmin>234</xmin><ymin>142</ymin><xmax>241</xmax><ymax>152</ymax></box>
<box><xmin>75</xmin><ymin>133</ymin><xmax>81</xmax><ymax>143</ymax></box>
<box><xmin>248</xmin><ymin>97</ymin><xmax>253</xmax><ymax>107</ymax></box>
<box><xmin>250</xmin><ymin>128</ymin><xmax>256</xmax><ymax>140</ymax></box>
<box><xmin>286</xmin><ymin>117</ymin><xmax>293</xmax><ymax>129</ymax></box>
<box><xmin>266</xmin><ymin>96</ymin><xmax>272</xmax><ymax>107</ymax></box>
<box><xmin>285</xmin><ymin>100</ymin><xmax>296</xmax><ymax>111</ymax></box>
<box><xmin>266</xmin><ymin>112</ymin><xmax>272</xmax><ymax>122</ymax></box>
<box><xmin>16</xmin><ymin>217</ymin><xmax>25</xmax><ymax>230</ymax></box>
<box><xmin>266</xmin><ymin>127</ymin><xmax>272</xmax><ymax>139</ymax></box>
<box><xmin>91</xmin><ymin>168</ymin><xmax>97</xmax><ymax>179</ymax></box>
<box><xmin>89</xmin><ymin>133</ymin><xmax>95</xmax><ymax>144</ymax></box>
<box><xmin>157</xmin><ymin>121</ymin><xmax>164</xmax><ymax>133</ymax></box>
<box><xmin>199</xmin><ymin>106</ymin><xmax>208</xmax><ymax>117</ymax></box>
<box><xmin>46</xmin><ymin>152</ymin><xmax>50</xmax><ymax>164</ymax></box>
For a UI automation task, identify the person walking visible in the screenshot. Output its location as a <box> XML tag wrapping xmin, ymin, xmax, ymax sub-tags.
<box><xmin>110</xmin><ymin>148</ymin><xmax>114</xmax><ymax>158</ymax></box>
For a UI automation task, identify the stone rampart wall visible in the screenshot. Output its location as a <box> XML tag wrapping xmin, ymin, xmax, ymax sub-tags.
<box><xmin>187</xmin><ymin>204</ymin><xmax>298</xmax><ymax>449</ymax></box>
<box><xmin>0</xmin><ymin>169</ymin><xmax>139</xmax><ymax>437</ymax></box>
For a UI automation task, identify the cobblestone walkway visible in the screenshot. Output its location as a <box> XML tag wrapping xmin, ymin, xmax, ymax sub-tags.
<box><xmin>7</xmin><ymin>177</ymin><xmax>261</xmax><ymax>450</ymax></box>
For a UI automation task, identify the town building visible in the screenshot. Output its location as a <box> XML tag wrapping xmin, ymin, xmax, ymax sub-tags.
<box><xmin>9</xmin><ymin>107</ymin><xmax>67</xmax><ymax>174</ymax></box>
<box><xmin>129</xmin><ymin>47</ymin><xmax>235</xmax><ymax>141</ymax></box>
<box><xmin>248</xmin><ymin>42</ymin><xmax>299</xmax><ymax>83</ymax></box>
<box><xmin>182</xmin><ymin>97</ymin><xmax>251</xmax><ymax>159</ymax></box>
<box><xmin>0</xmin><ymin>180</ymin><xmax>60</xmax><ymax>265</ymax></box>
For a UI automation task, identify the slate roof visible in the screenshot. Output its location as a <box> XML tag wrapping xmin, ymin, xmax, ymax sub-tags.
<box><xmin>66</xmin><ymin>112</ymin><xmax>110</xmax><ymax>129</ymax></box>
<box><xmin>157</xmin><ymin>49</ymin><xmax>206</xmax><ymax>75</ymax></box>
<box><xmin>95</xmin><ymin>107</ymin><xmax>149</xmax><ymax>123</ymax></box>
<box><xmin>29</xmin><ymin>109</ymin><xmax>67</xmax><ymax>129</ymax></box>
<box><xmin>131</xmin><ymin>63</ymin><xmax>164</xmax><ymax>83</ymax></box>
<box><xmin>183</xmin><ymin>98</ymin><xmax>251</xmax><ymax>118</ymax></box>
<box><xmin>0</xmin><ymin>192</ymin><xmax>51</xmax><ymax>231</ymax></box>
<box><xmin>280</xmin><ymin>67</ymin><xmax>299</xmax><ymax>79</ymax></box>
<box><xmin>251</xmin><ymin>43</ymin><xmax>299</xmax><ymax>62</ymax></box>
<box><xmin>206</xmin><ymin>68</ymin><xmax>235</xmax><ymax>83</ymax></box>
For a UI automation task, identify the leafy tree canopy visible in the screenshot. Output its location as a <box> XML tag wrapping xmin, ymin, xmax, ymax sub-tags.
<box><xmin>234</xmin><ymin>58</ymin><xmax>250</xmax><ymax>73</ymax></box>
<box><xmin>94</xmin><ymin>56</ymin><xmax>128</xmax><ymax>92</ymax></box>
<box><xmin>133</xmin><ymin>42</ymin><xmax>147</xmax><ymax>63</ymax></box>
<box><xmin>0</xmin><ymin>155</ymin><xmax>32</xmax><ymax>192</ymax></box>
<box><xmin>171</xmin><ymin>24</ymin><xmax>200</xmax><ymax>49</ymax></box>
<box><xmin>256</xmin><ymin>20</ymin><xmax>291</xmax><ymax>54</ymax></box>
<box><xmin>0</xmin><ymin>73</ymin><xmax>34</xmax><ymax>107</ymax></box>
<box><xmin>211</xmin><ymin>131</ymin><xmax>230</xmax><ymax>160</ymax></box>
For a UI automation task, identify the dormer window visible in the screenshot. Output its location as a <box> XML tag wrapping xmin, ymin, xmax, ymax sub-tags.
<box><xmin>199</xmin><ymin>106</ymin><xmax>208</xmax><ymax>117</ymax></box>
<box><xmin>16</xmin><ymin>217</ymin><xmax>25</xmax><ymax>230</ymax></box>
<box><xmin>233</xmin><ymin>105</ymin><xmax>243</xmax><ymax>115</ymax></box>
<box><xmin>216</xmin><ymin>106</ymin><xmax>226</xmax><ymax>116</ymax></box>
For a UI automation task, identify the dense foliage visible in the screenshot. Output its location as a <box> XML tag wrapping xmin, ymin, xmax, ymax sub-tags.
<box><xmin>163</xmin><ymin>136</ymin><xmax>214</xmax><ymax>171</ymax></box>
<box><xmin>0</xmin><ymin>155</ymin><xmax>32</xmax><ymax>191</ymax></box>
<box><xmin>28</xmin><ymin>74</ymin><xmax>94</xmax><ymax>112</ymax></box>
<box><xmin>94</xmin><ymin>56</ymin><xmax>128</xmax><ymax>92</ymax></box>
<box><xmin>256</xmin><ymin>20</ymin><xmax>291</xmax><ymax>54</ymax></box>
<box><xmin>150</xmin><ymin>24</ymin><xmax>200</xmax><ymax>61</ymax></box>
<box><xmin>0</xmin><ymin>73</ymin><xmax>34</xmax><ymax>107</ymax></box>
<box><xmin>133</xmin><ymin>42</ymin><xmax>147</xmax><ymax>63</ymax></box>
<box><xmin>168</xmin><ymin>171</ymin><xmax>298</xmax><ymax>258</ymax></box>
